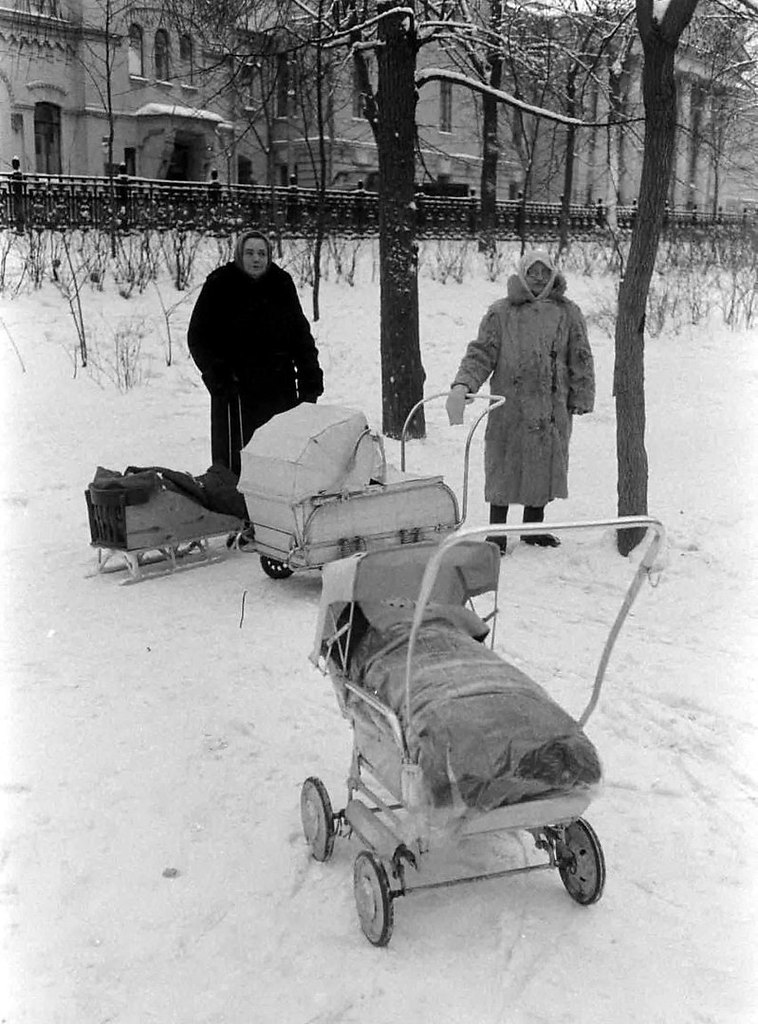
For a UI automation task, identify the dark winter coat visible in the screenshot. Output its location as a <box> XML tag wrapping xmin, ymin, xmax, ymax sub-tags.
<box><xmin>452</xmin><ymin>272</ymin><xmax>594</xmax><ymax>507</ymax></box>
<box><xmin>188</xmin><ymin>260</ymin><xmax>323</xmax><ymax>414</ymax></box>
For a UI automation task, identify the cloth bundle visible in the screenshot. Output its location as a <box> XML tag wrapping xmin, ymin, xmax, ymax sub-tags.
<box><xmin>347</xmin><ymin>604</ymin><xmax>602</xmax><ymax>812</ymax></box>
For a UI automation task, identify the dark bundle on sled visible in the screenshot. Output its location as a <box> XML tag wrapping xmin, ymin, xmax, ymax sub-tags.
<box><xmin>85</xmin><ymin>463</ymin><xmax>249</xmax><ymax>579</ymax></box>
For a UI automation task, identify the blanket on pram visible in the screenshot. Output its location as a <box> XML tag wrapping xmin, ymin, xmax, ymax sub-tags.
<box><xmin>346</xmin><ymin>603</ymin><xmax>601</xmax><ymax>812</ymax></box>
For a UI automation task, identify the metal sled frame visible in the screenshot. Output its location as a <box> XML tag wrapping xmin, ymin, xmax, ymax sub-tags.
<box><xmin>303</xmin><ymin>516</ymin><xmax>665</xmax><ymax>944</ymax></box>
<box><xmin>85</xmin><ymin>485</ymin><xmax>242</xmax><ymax>584</ymax></box>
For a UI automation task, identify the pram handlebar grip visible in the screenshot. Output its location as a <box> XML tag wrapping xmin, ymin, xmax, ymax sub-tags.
<box><xmin>399</xmin><ymin>392</ymin><xmax>506</xmax><ymax>524</ymax></box>
<box><xmin>403</xmin><ymin>516</ymin><xmax>666</xmax><ymax>732</ymax></box>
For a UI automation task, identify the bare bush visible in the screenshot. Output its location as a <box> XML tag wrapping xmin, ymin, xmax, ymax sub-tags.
<box><xmin>88</xmin><ymin>318</ymin><xmax>147</xmax><ymax>391</ymax></box>
<box><xmin>160</xmin><ymin>230</ymin><xmax>203</xmax><ymax>290</ymax></box>
<box><xmin>421</xmin><ymin>240</ymin><xmax>473</xmax><ymax>284</ymax></box>
<box><xmin>324</xmin><ymin>236</ymin><xmax>361</xmax><ymax>285</ymax></box>
<box><xmin>112</xmin><ymin>233</ymin><xmax>161</xmax><ymax>297</ymax></box>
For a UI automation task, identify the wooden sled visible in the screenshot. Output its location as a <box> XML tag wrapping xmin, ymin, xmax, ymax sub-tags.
<box><xmin>85</xmin><ymin>484</ymin><xmax>243</xmax><ymax>583</ymax></box>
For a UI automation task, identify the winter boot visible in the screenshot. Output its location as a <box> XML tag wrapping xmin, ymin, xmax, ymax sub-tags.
<box><xmin>521</xmin><ymin>505</ymin><xmax>561</xmax><ymax>547</ymax></box>
<box><xmin>486</xmin><ymin>504</ymin><xmax>509</xmax><ymax>554</ymax></box>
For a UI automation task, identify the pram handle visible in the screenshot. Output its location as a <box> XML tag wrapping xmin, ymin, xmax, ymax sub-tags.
<box><xmin>403</xmin><ymin>516</ymin><xmax>667</xmax><ymax>732</ymax></box>
<box><xmin>399</xmin><ymin>392</ymin><xmax>506</xmax><ymax>525</ymax></box>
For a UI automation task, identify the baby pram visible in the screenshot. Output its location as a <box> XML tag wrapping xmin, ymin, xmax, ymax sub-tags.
<box><xmin>303</xmin><ymin>516</ymin><xmax>666</xmax><ymax>945</ymax></box>
<box><xmin>237</xmin><ymin>394</ymin><xmax>503</xmax><ymax>579</ymax></box>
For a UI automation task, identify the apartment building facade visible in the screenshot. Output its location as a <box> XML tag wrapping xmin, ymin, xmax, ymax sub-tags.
<box><xmin>1</xmin><ymin>0</ymin><xmax>755</xmax><ymax>212</ymax></box>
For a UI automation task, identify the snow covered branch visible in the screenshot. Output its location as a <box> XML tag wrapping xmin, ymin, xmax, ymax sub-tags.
<box><xmin>416</xmin><ymin>67</ymin><xmax>609</xmax><ymax>127</ymax></box>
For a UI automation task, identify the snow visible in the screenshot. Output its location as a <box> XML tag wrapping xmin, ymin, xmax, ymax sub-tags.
<box><xmin>133</xmin><ymin>103</ymin><xmax>226</xmax><ymax>123</ymax></box>
<box><xmin>1</xmin><ymin>239</ymin><xmax>757</xmax><ymax>1023</ymax></box>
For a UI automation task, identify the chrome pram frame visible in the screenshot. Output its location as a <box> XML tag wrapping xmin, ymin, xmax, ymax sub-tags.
<box><xmin>301</xmin><ymin>516</ymin><xmax>666</xmax><ymax>946</ymax></box>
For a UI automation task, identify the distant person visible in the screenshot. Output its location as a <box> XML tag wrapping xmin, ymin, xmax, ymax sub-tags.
<box><xmin>445</xmin><ymin>249</ymin><xmax>595</xmax><ymax>551</ymax></box>
<box><xmin>188</xmin><ymin>230</ymin><xmax>324</xmax><ymax>478</ymax></box>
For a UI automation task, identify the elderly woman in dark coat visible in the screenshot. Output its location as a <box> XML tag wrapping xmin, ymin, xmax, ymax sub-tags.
<box><xmin>188</xmin><ymin>230</ymin><xmax>324</xmax><ymax>478</ymax></box>
<box><xmin>446</xmin><ymin>249</ymin><xmax>594</xmax><ymax>550</ymax></box>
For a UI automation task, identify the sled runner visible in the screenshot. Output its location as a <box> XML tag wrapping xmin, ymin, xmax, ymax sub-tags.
<box><xmin>303</xmin><ymin>516</ymin><xmax>666</xmax><ymax>945</ymax></box>
<box><xmin>237</xmin><ymin>394</ymin><xmax>503</xmax><ymax>580</ymax></box>
<box><xmin>85</xmin><ymin>466</ymin><xmax>245</xmax><ymax>583</ymax></box>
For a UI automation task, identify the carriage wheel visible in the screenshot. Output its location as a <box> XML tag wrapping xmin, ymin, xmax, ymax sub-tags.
<box><xmin>300</xmin><ymin>777</ymin><xmax>335</xmax><ymax>862</ymax></box>
<box><xmin>260</xmin><ymin>555</ymin><xmax>294</xmax><ymax>579</ymax></box>
<box><xmin>353</xmin><ymin>851</ymin><xmax>394</xmax><ymax>946</ymax></box>
<box><xmin>556</xmin><ymin>818</ymin><xmax>606</xmax><ymax>905</ymax></box>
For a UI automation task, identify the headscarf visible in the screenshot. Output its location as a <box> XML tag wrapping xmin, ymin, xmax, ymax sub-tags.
<box><xmin>233</xmin><ymin>230</ymin><xmax>272</xmax><ymax>273</ymax></box>
<box><xmin>517</xmin><ymin>249</ymin><xmax>557</xmax><ymax>301</ymax></box>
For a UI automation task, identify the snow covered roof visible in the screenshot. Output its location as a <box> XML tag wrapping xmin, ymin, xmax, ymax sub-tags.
<box><xmin>134</xmin><ymin>103</ymin><xmax>226</xmax><ymax>123</ymax></box>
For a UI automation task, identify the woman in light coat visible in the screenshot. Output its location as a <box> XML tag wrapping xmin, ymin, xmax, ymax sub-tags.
<box><xmin>446</xmin><ymin>250</ymin><xmax>594</xmax><ymax>549</ymax></box>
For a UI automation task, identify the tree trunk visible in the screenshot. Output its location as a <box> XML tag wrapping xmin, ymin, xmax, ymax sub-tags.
<box><xmin>479</xmin><ymin>0</ymin><xmax>504</xmax><ymax>247</ymax></box>
<box><xmin>376</xmin><ymin>1</ymin><xmax>425</xmax><ymax>439</ymax></box>
<box><xmin>311</xmin><ymin>1</ymin><xmax>328</xmax><ymax>322</ymax></box>
<box><xmin>558</xmin><ymin>74</ymin><xmax>577</xmax><ymax>256</ymax></box>
<box><xmin>614</xmin><ymin>0</ymin><xmax>698</xmax><ymax>554</ymax></box>
<box><xmin>479</xmin><ymin>60</ymin><xmax>502</xmax><ymax>248</ymax></box>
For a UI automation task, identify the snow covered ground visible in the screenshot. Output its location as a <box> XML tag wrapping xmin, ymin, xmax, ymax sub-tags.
<box><xmin>1</xmin><ymin>239</ymin><xmax>756</xmax><ymax>1023</ymax></box>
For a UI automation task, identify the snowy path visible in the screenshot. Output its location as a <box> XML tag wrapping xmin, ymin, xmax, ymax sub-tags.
<box><xmin>2</xmin><ymin>275</ymin><xmax>757</xmax><ymax>1023</ymax></box>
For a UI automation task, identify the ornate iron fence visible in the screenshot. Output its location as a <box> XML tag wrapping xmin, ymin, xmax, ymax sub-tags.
<box><xmin>1</xmin><ymin>161</ymin><xmax>754</xmax><ymax>240</ymax></box>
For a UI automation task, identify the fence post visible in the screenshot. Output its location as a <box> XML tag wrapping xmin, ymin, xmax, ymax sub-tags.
<box><xmin>286</xmin><ymin>174</ymin><xmax>300</xmax><ymax>229</ymax></box>
<box><xmin>208</xmin><ymin>168</ymin><xmax>221</xmax><ymax>205</ymax></box>
<box><xmin>116</xmin><ymin>162</ymin><xmax>129</xmax><ymax>228</ymax></box>
<box><xmin>11</xmin><ymin>155</ymin><xmax>25</xmax><ymax>234</ymax></box>
<box><xmin>355</xmin><ymin>180</ymin><xmax>366</xmax><ymax>233</ymax></box>
<box><xmin>468</xmin><ymin>188</ymin><xmax>478</xmax><ymax>236</ymax></box>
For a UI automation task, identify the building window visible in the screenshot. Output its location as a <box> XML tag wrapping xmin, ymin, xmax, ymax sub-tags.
<box><xmin>276</xmin><ymin>54</ymin><xmax>289</xmax><ymax>117</ymax></box>
<box><xmin>154</xmin><ymin>29</ymin><xmax>170</xmax><ymax>82</ymax></box>
<box><xmin>439</xmin><ymin>80</ymin><xmax>452</xmax><ymax>133</ymax></box>
<box><xmin>23</xmin><ymin>0</ymin><xmax>60</xmax><ymax>14</ymax></box>
<box><xmin>124</xmin><ymin>147</ymin><xmax>136</xmax><ymax>176</ymax></box>
<box><xmin>352</xmin><ymin>64</ymin><xmax>366</xmax><ymax>118</ymax></box>
<box><xmin>128</xmin><ymin>24</ymin><xmax>144</xmax><ymax>77</ymax></box>
<box><xmin>238</xmin><ymin>156</ymin><xmax>253</xmax><ymax>184</ymax></box>
<box><xmin>34</xmin><ymin>102</ymin><xmax>62</xmax><ymax>174</ymax></box>
<box><xmin>179</xmin><ymin>34</ymin><xmax>193</xmax><ymax>82</ymax></box>
<box><xmin>239</xmin><ymin>63</ymin><xmax>255</xmax><ymax>106</ymax></box>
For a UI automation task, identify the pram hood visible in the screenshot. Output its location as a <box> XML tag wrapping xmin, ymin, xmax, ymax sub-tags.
<box><xmin>239</xmin><ymin>403</ymin><xmax>383</xmax><ymax>502</ymax></box>
<box><xmin>310</xmin><ymin>539</ymin><xmax>501</xmax><ymax>665</ymax></box>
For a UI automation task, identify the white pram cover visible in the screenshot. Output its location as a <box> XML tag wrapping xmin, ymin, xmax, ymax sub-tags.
<box><xmin>238</xmin><ymin>403</ymin><xmax>383</xmax><ymax>501</ymax></box>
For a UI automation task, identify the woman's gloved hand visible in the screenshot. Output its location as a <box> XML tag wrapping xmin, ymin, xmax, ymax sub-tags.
<box><xmin>446</xmin><ymin>385</ymin><xmax>470</xmax><ymax>425</ymax></box>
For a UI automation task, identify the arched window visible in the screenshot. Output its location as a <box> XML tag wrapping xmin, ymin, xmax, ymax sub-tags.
<box><xmin>154</xmin><ymin>29</ymin><xmax>170</xmax><ymax>81</ymax></box>
<box><xmin>128</xmin><ymin>24</ymin><xmax>144</xmax><ymax>77</ymax></box>
<box><xmin>34</xmin><ymin>102</ymin><xmax>62</xmax><ymax>174</ymax></box>
<box><xmin>179</xmin><ymin>34</ymin><xmax>193</xmax><ymax>82</ymax></box>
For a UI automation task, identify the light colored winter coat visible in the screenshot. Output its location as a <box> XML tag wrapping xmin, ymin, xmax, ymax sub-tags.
<box><xmin>452</xmin><ymin>271</ymin><xmax>594</xmax><ymax>507</ymax></box>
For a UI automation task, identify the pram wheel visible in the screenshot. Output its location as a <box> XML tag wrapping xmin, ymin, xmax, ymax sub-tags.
<box><xmin>556</xmin><ymin>818</ymin><xmax>606</xmax><ymax>905</ymax></box>
<box><xmin>353</xmin><ymin>851</ymin><xmax>394</xmax><ymax>946</ymax></box>
<box><xmin>260</xmin><ymin>555</ymin><xmax>294</xmax><ymax>579</ymax></box>
<box><xmin>300</xmin><ymin>777</ymin><xmax>335</xmax><ymax>862</ymax></box>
